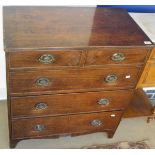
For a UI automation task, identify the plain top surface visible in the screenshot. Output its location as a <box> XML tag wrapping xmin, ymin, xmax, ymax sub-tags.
<box><xmin>3</xmin><ymin>6</ymin><xmax>153</xmax><ymax>50</ymax></box>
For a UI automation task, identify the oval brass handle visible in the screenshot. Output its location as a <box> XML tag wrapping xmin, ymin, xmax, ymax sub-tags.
<box><xmin>111</xmin><ymin>53</ymin><xmax>125</xmax><ymax>62</ymax></box>
<box><xmin>98</xmin><ymin>98</ymin><xmax>109</xmax><ymax>105</ymax></box>
<box><xmin>91</xmin><ymin>120</ymin><xmax>102</xmax><ymax>127</ymax></box>
<box><xmin>105</xmin><ymin>74</ymin><xmax>117</xmax><ymax>83</ymax></box>
<box><xmin>36</xmin><ymin>77</ymin><xmax>50</xmax><ymax>87</ymax></box>
<box><xmin>39</xmin><ymin>54</ymin><xmax>55</xmax><ymax>64</ymax></box>
<box><xmin>34</xmin><ymin>102</ymin><xmax>48</xmax><ymax>110</ymax></box>
<box><xmin>34</xmin><ymin>124</ymin><xmax>45</xmax><ymax>132</ymax></box>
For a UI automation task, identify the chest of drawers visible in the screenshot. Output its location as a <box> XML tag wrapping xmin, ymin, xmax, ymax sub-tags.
<box><xmin>3</xmin><ymin>6</ymin><xmax>154</xmax><ymax>148</ymax></box>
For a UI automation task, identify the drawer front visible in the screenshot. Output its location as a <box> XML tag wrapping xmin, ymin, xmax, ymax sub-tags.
<box><xmin>12</xmin><ymin>111</ymin><xmax>122</xmax><ymax>139</ymax></box>
<box><xmin>12</xmin><ymin>116</ymin><xmax>68</xmax><ymax>139</ymax></box>
<box><xmin>86</xmin><ymin>48</ymin><xmax>148</xmax><ymax>65</ymax></box>
<box><xmin>69</xmin><ymin>111</ymin><xmax>123</xmax><ymax>133</ymax></box>
<box><xmin>9</xmin><ymin>50</ymin><xmax>82</xmax><ymax>68</ymax></box>
<box><xmin>10</xmin><ymin>67</ymin><xmax>140</xmax><ymax>95</ymax></box>
<box><xmin>11</xmin><ymin>90</ymin><xmax>133</xmax><ymax>118</ymax></box>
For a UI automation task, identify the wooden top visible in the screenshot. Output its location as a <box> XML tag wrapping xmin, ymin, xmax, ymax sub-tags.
<box><xmin>3</xmin><ymin>6</ymin><xmax>153</xmax><ymax>51</ymax></box>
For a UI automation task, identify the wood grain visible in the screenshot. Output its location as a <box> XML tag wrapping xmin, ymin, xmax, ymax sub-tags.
<box><xmin>86</xmin><ymin>47</ymin><xmax>149</xmax><ymax>66</ymax></box>
<box><xmin>10</xmin><ymin>67</ymin><xmax>140</xmax><ymax>96</ymax></box>
<box><xmin>150</xmin><ymin>48</ymin><xmax>155</xmax><ymax>59</ymax></box>
<box><xmin>123</xmin><ymin>89</ymin><xmax>153</xmax><ymax>118</ymax></box>
<box><xmin>3</xmin><ymin>6</ymin><xmax>153</xmax><ymax>50</ymax></box>
<box><xmin>137</xmin><ymin>48</ymin><xmax>155</xmax><ymax>87</ymax></box>
<box><xmin>3</xmin><ymin>6</ymin><xmax>154</xmax><ymax>148</ymax></box>
<box><xmin>12</xmin><ymin>115</ymin><xmax>69</xmax><ymax>139</ymax></box>
<box><xmin>69</xmin><ymin>111</ymin><xmax>123</xmax><ymax>134</ymax></box>
<box><xmin>12</xmin><ymin>111</ymin><xmax>123</xmax><ymax>139</ymax></box>
<box><xmin>11</xmin><ymin>90</ymin><xmax>133</xmax><ymax>118</ymax></box>
<box><xmin>9</xmin><ymin>50</ymin><xmax>83</xmax><ymax>68</ymax></box>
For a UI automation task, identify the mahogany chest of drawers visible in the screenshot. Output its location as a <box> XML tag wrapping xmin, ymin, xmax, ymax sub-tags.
<box><xmin>3</xmin><ymin>6</ymin><xmax>154</xmax><ymax>148</ymax></box>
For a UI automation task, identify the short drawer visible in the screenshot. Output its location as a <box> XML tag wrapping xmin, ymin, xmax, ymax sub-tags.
<box><xmin>11</xmin><ymin>90</ymin><xmax>133</xmax><ymax>118</ymax></box>
<box><xmin>12</xmin><ymin>115</ymin><xmax>68</xmax><ymax>139</ymax></box>
<box><xmin>69</xmin><ymin>111</ymin><xmax>123</xmax><ymax>134</ymax></box>
<box><xmin>10</xmin><ymin>67</ymin><xmax>140</xmax><ymax>95</ymax></box>
<box><xmin>85</xmin><ymin>47</ymin><xmax>149</xmax><ymax>65</ymax></box>
<box><xmin>9</xmin><ymin>50</ymin><xmax>82</xmax><ymax>68</ymax></box>
<box><xmin>12</xmin><ymin>111</ymin><xmax>122</xmax><ymax>139</ymax></box>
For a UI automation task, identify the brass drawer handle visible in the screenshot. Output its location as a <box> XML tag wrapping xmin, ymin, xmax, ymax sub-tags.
<box><xmin>39</xmin><ymin>54</ymin><xmax>55</xmax><ymax>64</ymax></box>
<box><xmin>91</xmin><ymin>120</ymin><xmax>102</xmax><ymax>127</ymax></box>
<box><xmin>34</xmin><ymin>102</ymin><xmax>48</xmax><ymax>110</ymax></box>
<box><xmin>105</xmin><ymin>74</ymin><xmax>117</xmax><ymax>83</ymax></box>
<box><xmin>98</xmin><ymin>98</ymin><xmax>109</xmax><ymax>105</ymax></box>
<box><xmin>36</xmin><ymin>77</ymin><xmax>50</xmax><ymax>87</ymax></box>
<box><xmin>111</xmin><ymin>53</ymin><xmax>125</xmax><ymax>62</ymax></box>
<box><xmin>34</xmin><ymin>124</ymin><xmax>45</xmax><ymax>132</ymax></box>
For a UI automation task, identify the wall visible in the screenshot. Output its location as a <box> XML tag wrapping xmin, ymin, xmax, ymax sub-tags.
<box><xmin>0</xmin><ymin>6</ymin><xmax>6</xmax><ymax>100</ymax></box>
<box><xmin>97</xmin><ymin>5</ymin><xmax>155</xmax><ymax>12</ymax></box>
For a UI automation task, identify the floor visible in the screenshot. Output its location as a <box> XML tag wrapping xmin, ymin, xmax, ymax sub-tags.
<box><xmin>1</xmin><ymin>100</ymin><xmax>155</xmax><ymax>149</ymax></box>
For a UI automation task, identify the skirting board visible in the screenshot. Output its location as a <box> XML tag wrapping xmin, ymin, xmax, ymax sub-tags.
<box><xmin>0</xmin><ymin>88</ymin><xmax>7</xmax><ymax>100</ymax></box>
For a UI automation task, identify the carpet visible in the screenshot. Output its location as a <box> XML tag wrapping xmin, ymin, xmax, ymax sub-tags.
<box><xmin>82</xmin><ymin>140</ymin><xmax>150</xmax><ymax>149</ymax></box>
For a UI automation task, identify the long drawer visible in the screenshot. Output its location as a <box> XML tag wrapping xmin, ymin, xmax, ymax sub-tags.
<box><xmin>11</xmin><ymin>90</ymin><xmax>133</xmax><ymax>118</ymax></box>
<box><xmin>10</xmin><ymin>67</ymin><xmax>140</xmax><ymax>95</ymax></box>
<box><xmin>12</xmin><ymin>111</ymin><xmax>123</xmax><ymax>139</ymax></box>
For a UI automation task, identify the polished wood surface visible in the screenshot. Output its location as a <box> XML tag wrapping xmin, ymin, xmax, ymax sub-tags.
<box><xmin>12</xmin><ymin>115</ymin><xmax>68</xmax><ymax>139</ymax></box>
<box><xmin>150</xmin><ymin>47</ymin><xmax>155</xmax><ymax>59</ymax></box>
<box><xmin>135</xmin><ymin>47</ymin><xmax>155</xmax><ymax>122</ymax></box>
<box><xmin>10</xmin><ymin>67</ymin><xmax>140</xmax><ymax>96</ymax></box>
<box><xmin>3</xmin><ymin>6</ymin><xmax>154</xmax><ymax>148</ymax></box>
<box><xmin>141</xmin><ymin>63</ymin><xmax>155</xmax><ymax>85</ymax></box>
<box><xmin>9</xmin><ymin>50</ymin><xmax>82</xmax><ymax>68</ymax></box>
<box><xmin>12</xmin><ymin>111</ymin><xmax>123</xmax><ymax>139</ymax></box>
<box><xmin>86</xmin><ymin>48</ymin><xmax>149</xmax><ymax>66</ymax></box>
<box><xmin>123</xmin><ymin>89</ymin><xmax>153</xmax><ymax>118</ymax></box>
<box><xmin>137</xmin><ymin>48</ymin><xmax>155</xmax><ymax>87</ymax></box>
<box><xmin>3</xmin><ymin>6</ymin><xmax>153</xmax><ymax>50</ymax></box>
<box><xmin>8</xmin><ymin>47</ymin><xmax>149</xmax><ymax>69</ymax></box>
<box><xmin>11</xmin><ymin>90</ymin><xmax>133</xmax><ymax>118</ymax></box>
<box><xmin>69</xmin><ymin>111</ymin><xmax>123</xmax><ymax>134</ymax></box>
